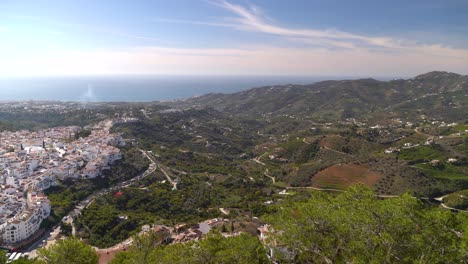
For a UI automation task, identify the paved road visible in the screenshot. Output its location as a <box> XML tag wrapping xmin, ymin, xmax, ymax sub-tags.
<box><xmin>414</xmin><ymin>127</ymin><xmax>463</xmax><ymax>139</ymax></box>
<box><xmin>439</xmin><ymin>202</ymin><xmax>468</xmax><ymax>212</ymax></box>
<box><xmin>287</xmin><ymin>186</ymin><xmax>400</xmax><ymax>199</ymax></box>
<box><xmin>143</xmin><ymin>151</ymin><xmax>178</xmax><ymax>190</ymax></box>
<box><xmin>289</xmin><ymin>186</ymin><xmax>468</xmax><ymax>212</ymax></box>
<box><xmin>286</xmin><ymin>186</ymin><xmax>345</xmax><ymax>193</ymax></box>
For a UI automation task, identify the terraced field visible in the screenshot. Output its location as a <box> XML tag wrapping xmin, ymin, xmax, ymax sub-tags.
<box><xmin>311</xmin><ymin>163</ymin><xmax>383</xmax><ymax>189</ymax></box>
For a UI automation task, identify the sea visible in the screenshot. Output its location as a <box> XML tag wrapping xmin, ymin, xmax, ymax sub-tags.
<box><xmin>0</xmin><ymin>75</ymin><xmax>394</xmax><ymax>102</ymax></box>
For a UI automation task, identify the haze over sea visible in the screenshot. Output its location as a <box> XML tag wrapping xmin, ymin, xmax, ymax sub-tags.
<box><xmin>0</xmin><ymin>76</ymin><xmax>395</xmax><ymax>102</ymax></box>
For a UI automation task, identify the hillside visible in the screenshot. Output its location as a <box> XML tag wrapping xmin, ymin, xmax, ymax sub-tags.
<box><xmin>169</xmin><ymin>71</ymin><xmax>468</xmax><ymax>122</ymax></box>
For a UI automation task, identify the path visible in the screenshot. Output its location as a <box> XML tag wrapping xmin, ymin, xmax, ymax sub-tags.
<box><xmin>264</xmin><ymin>169</ymin><xmax>276</xmax><ymax>184</ymax></box>
<box><xmin>289</xmin><ymin>187</ymin><xmax>466</xmax><ymax>212</ymax></box>
<box><xmin>434</xmin><ymin>194</ymin><xmax>468</xmax><ymax>213</ymax></box>
<box><xmin>439</xmin><ymin>202</ymin><xmax>468</xmax><ymax>213</ymax></box>
<box><xmin>143</xmin><ymin>151</ymin><xmax>178</xmax><ymax>190</ymax></box>
<box><xmin>322</xmin><ymin>146</ymin><xmax>354</xmax><ymax>157</ymax></box>
<box><xmin>287</xmin><ymin>186</ymin><xmax>405</xmax><ymax>199</ymax></box>
<box><xmin>414</xmin><ymin>127</ymin><xmax>463</xmax><ymax>139</ymax></box>
<box><xmin>252</xmin><ymin>152</ymin><xmax>268</xmax><ymax>166</ymax></box>
<box><xmin>286</xmin><ymin>186</ymin><xmax>345</xmax><ymax>193</ymax></box>
<box><xmin>413</xmin><ymin>127</ymin><xmax>432</xmax><ymax>137</ymax></box>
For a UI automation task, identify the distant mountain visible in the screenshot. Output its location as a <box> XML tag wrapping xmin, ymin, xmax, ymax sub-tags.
<box><xmin>169</xmin><ymin>71</ymin><xmax>468</xmax><ymax>121</ymax></box>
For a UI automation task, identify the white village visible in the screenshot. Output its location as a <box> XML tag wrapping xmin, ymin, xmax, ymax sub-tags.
<box><xmin>0</xmin><ymin>120</ymin><xmax>122</xmax><ymax>246</ymax></box>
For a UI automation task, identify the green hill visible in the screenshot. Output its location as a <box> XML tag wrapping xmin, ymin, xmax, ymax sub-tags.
<box><xmin>168</xmin><ymin>71</ymin><xmax>468</xmax><ymax>122</ymax></box>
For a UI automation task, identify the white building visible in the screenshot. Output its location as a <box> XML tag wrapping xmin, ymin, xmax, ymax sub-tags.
<box><xmin>2</xmin><ymin>193</ymin><xmax>50</xmax><ymax>244</ymax></box>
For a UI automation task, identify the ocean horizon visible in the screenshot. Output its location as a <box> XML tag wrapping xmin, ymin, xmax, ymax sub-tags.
<box><xmin>0</xmin><ymin>75</ymin><xmax>398</xmax><ymax>102</ymax></box>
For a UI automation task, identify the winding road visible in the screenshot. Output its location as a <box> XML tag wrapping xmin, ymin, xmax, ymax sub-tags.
<box><xmin>143</xmin><ymin>151</ymin><xmax>178</xmax><ymax>190</ymax></box>
<box><xmin>252</xmin><ymin>152</ymin><xmax>268</xmax><ymax>166</ymax></box>
<box><xmin>264</xmin><ymin>169</ymin><xmax>276</xmax><ymax>184</ymax></box>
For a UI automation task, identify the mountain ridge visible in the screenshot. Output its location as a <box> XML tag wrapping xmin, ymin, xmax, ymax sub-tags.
<box><xmin>168</xmin><ymin>71</ymin><xmax>468</xmax><ymax>122</ymax></box>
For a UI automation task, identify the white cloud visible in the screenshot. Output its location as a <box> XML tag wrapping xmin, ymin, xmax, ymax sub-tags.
<box><xmin>205</xmin><ymin>0</ymin><xmax>400</xmax><ymax>49</ymax></box>
<box><xmin>207</xmin><ymin>0</ymin><xmax>467</xmax><ymax>55</ymax></box>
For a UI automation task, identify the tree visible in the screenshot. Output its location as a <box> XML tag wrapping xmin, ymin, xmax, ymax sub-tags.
<box><xmin>112</xmin><ymin>232</ymin><xmax>268</xmax><ymax>264</ymax></box>
<box><xmin>265</xmin><ymin>185</ymin><xmax>468</xmax><ymax>263</ymax></box>
<box><xmin>60</xmin><ymin>222</ymin><xmax>72</xmax><ymax>237</ymax></box>
<box><xmin>192</xmin><ymin>232</ymin><xmax>268</xmax><ymax>264</ymax></box>
<box><xmin>36</xmin><ymin>237</ymin><xmax>98</xmax><ymax>264</ymax></box>
<box><xmin>11</xmin><ymin>258</ymin><xmax>35</xmax><ymax>264</ymax></box>
<box><xmin>129</xmin><ymin>230</ymin><xmax>167</xmax><ymax>264</ymax></box>
<box><xmin>464</xmin><ymin>135</ymin><xmax>468</xmax><ymax>154</ymax></box>
<box><xmin>0</xmin><ymin>251</ymin><xmax>7</xmax><ymax>264</ymax></box>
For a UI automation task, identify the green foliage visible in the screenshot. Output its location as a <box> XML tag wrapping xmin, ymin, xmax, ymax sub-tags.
<box><xmin>266</xmin><ymin>185</ymin><xmax>468</xmax><ymax>263</ymax></box>
<box><xmin>464</xmin><ymin>135</ymin><xmax>468</xmax><ymax>155</ymax></box>
<box><xmin>113</xmin><ymin>230</ymin><xmax>170</xmax><ymax>264</ymax></box>
<box><xmin>79</xmin><ymin>170</ymin><xmax>270</xmax><ymax>247</ymax></box>
<box><xmin>46</xmin><ymin>147</ymin><xmax>148</xmax><ymax>220</ymax></box>
<box><xmin>0</xmin><ymin>109</ymin><xmax>104</xmax><ymax>131</ymax></box>
<box><xmin>74</xmin><ymin>129</ymin><xmax>92</xmax><ymax>140</ymax></box>
<box><xmin>398</xmin><ymin>145</ymin><xmax>443</xmax><ymax>163</ymax></box>
<box><xmin>10</xmin><ymin>258</ymin><xmax>35</xmax><ymax>264</ymax></box>
<box><xmin>444</xmin><ymin>189</ymin><xmax>468</xmax><ymax>210</ymax></box>
<box><xmin>60</xmin><ymin>222</ymin><xmax>72</xmax><ymax>237</ymax></box>
<box><xmin>415</xmin><ymin>163</ymin><xmax>468</xmax><ymax>180</ymax></box>
<box><xmin>36</xmin><ymin>237</ymin><xmax>98</xmax><ymax>264</ymax></box>
<box><xmin>78</xmin><ymin>203</ymin><xmax>138</xmax><ymax>248</ymax></box>
<box><xmin>0</xmin><ymin>251</ymin><xmax>7</xmax><ymax>264</ymax></box>
<box><xmin>111</xmin><ymin>232</ymin><xmax>268</xmax><ymax>264</ymax></box>
<box><xmin>280</xmin><ymin>139</ymin><xmax>319</xmax><ymax>164</ymax></box>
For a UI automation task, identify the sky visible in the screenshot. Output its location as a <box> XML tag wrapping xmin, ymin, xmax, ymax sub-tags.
<box><xmin>0</xmin><ymin>0</ymin><xmax>467</xmax><ymax>77</ymax></box>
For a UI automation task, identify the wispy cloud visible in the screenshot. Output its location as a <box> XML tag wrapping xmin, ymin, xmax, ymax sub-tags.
<box><xmin>203</xmin><ymin>0</ymin><xmax>462</xmax><ymax>54</ymax></box>
<box><xmin>0</xmin><ymin>1</ymin><xmax>467</xmax><ymax>77</ymax></box>
<box><xmin>202</xmin><ymin>0</ymin><xmax>400</xmax><ymax>49</ymax></box>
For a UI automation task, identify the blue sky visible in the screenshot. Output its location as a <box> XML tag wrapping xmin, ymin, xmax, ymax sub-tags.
<box><xmin>0</xmin><ymin>0</ymin><xmax>467</xmax><ymax>77</ymax></box>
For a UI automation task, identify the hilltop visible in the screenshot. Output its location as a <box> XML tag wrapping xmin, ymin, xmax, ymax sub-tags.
<box><xmin>168</xmin><ymin>71</ymin><xmax>468</xmax><ymax>122</ymax></box>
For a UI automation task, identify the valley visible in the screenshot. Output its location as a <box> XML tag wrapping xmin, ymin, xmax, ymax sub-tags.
<box><xmin>0</xmin><ymin>71</ymin><xmax>467</xmax><ymax>263</ymax></box>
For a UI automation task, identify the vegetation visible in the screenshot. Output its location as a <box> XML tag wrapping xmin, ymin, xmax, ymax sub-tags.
<box><xmin>74</xmin><ymin>129</ymin><xmax>92</xmax><ymax>139</ymax></box>
<box><xmin>171</xmin><ymin>71</ymin><xmax>468</xmax><ymax>122</ymax></box>
<box><xmin>45</xmin><ymin>147</ymin><xmax>149</xmax><ymax>220</ymax></box>
<box><xmin>398</xmin><ymin>145</ymin><xmax>443</xmax><ymax>163</ymax></box>
<box><xmin>36</xmin><ymin>237</ymin><xmax>98</xmax><ymax>264</ymax></box>
<box><xmin>444</xmin><ymin>189</ymin><xmax>468</xmax><ymax>210</ymax></box>
<box><xmin>111</xmin><ymin>232</ymin><xmax>268</xmax><ymax>264</ymax></box>
<box><xmin>267</xmin><ymin>185</ymin><xmax>468</xmax><ymax>263</ymax></box>
<box><xmin>111</xmin><ymin>186</ymin><xmax>468</xmax><ymax>263</ymax></box>
<box><xmin>1</xmin><ymin>72</ymin><xmax>467</xmax><ymax>262</ymax></box>
<box><xmin>77</xmin><ymin>172</ymin><xmax>270</xmax><ymax>247</ymax></box>
<box><xmin>415</xmin><ymin>163</ymin><xmax>468</xmax><ymax>180</ymax></box>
